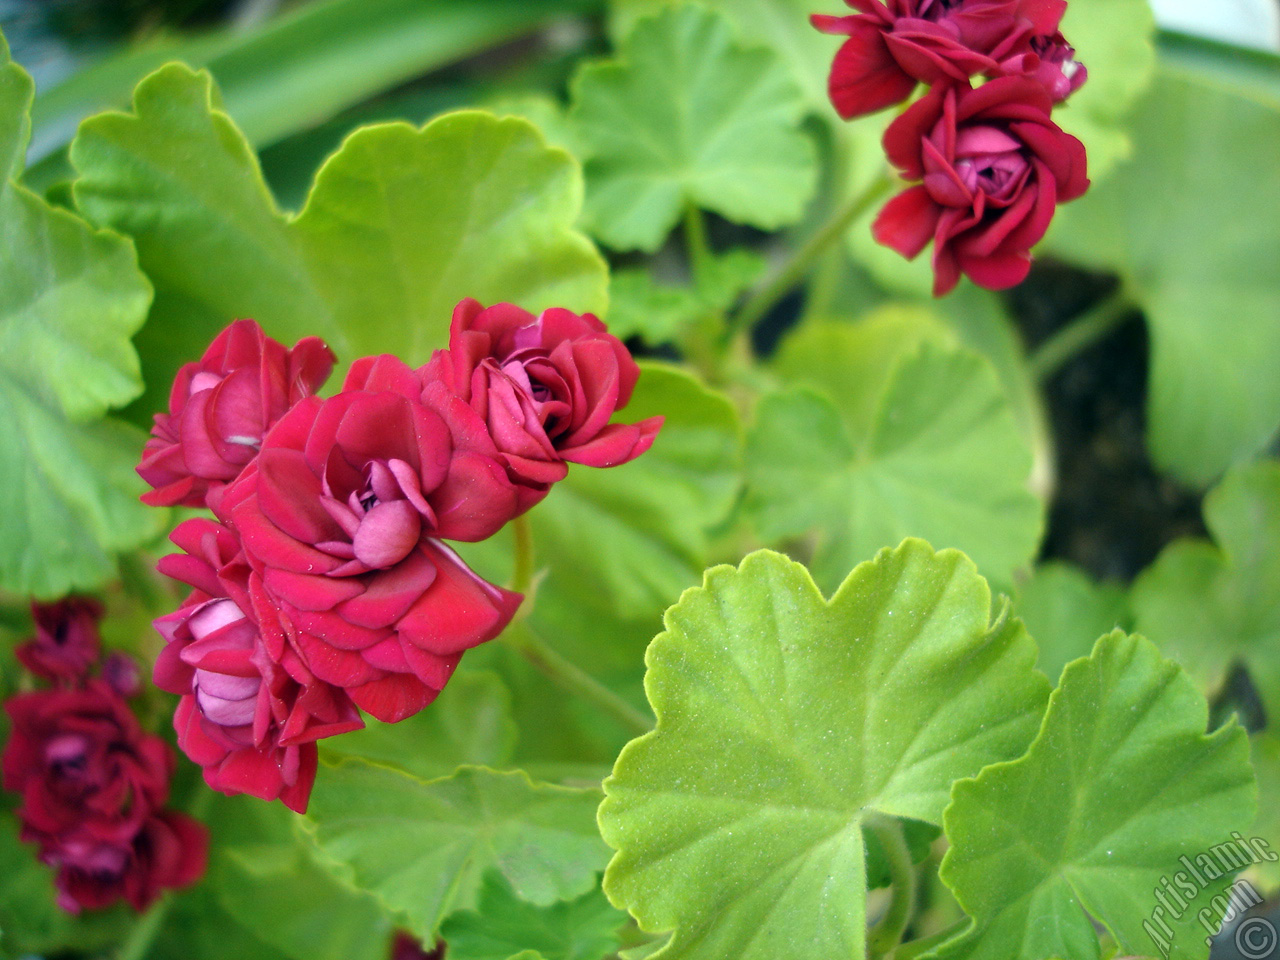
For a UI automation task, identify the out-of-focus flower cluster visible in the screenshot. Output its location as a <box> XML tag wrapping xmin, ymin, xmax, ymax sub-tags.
<box><xmin>813</xmin><ymin>0</ymin><xmax>1089</xmax><ymax>294</ymax></box>
<box><xmin>139</xmin><ymin>305</ymin><xmax>660</xmax><ymax>813</ymax></box>
<box><xmin>3</xmin><ymin>601</ymin><xmax>207</xmax><ymax>913</ymax></box>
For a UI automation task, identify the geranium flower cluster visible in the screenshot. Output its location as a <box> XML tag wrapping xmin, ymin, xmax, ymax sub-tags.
<box><xmin>2</xmin><ymin>600</ymin><xmax>207</xmax><ymax>913</ymax></box>
<box><xmin>139</xmin><ymin>302</ymin><xmax>661</xmax><ymax>813</ymax></box>
<box><xmin>813</xmin><ymin>0</ymin><xmax>1090</xmax><ymax>294</ymax></box>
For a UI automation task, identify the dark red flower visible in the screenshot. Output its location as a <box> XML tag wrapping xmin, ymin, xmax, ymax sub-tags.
<box><xmin>16</xmin><ymin>598</ymin><xmax>103</xmax><ymax>684</ymax></box>
<box><xmin>102</xmin><ymin>652</ymin><xmax>142</xmax><ymax>699</ymax></box>
<box><xmin>999</xmin><ymin>31</ymin><xmax>1087</xmax><ymax>102</ymax></box>
<box><xmin>153</xmin><ymin>517</ymin><xmax>363</xmax><ymax>812</ymax></box>
<box><xmin>420</xmin><ymin>299</ymin><xmax>662</xmax><ymax>510</ymax></box>
<box><xmin>47</xmin><ymin>810</ymin><xmax>207</xmax><ymax>913</ymax></box>
<box><xmin>390</xmin><ymin>931</ymin><xmax>446</xmax><ymax>960</ymax></box>
<box><xmin>873</xmin><ymin>77</ymin><xmax>1088</xmax><ymax>295</ymax></box>
<box><xmin>220</xmin><ymin>388</ymin><xmax>522</xmax><ymax>724</ymax></box>
<box><xmin>812</xmin><ymin>0</ymin><xmax>1072</xmax><ymax>118</ymax></box>
<box><xmin>138</xmin><ymin>319</ymin><xmax>335</xmax><ymax>509</ymax></box>
<box><xmin>3</xmin><ymin>681</ymin><xmax>173</xmax><ymax>847</ymax></box>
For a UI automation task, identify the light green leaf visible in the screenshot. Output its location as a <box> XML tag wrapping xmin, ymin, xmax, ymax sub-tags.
<box><xmin>1050</xmin><ymin>70</ymin><xmax>1280</xmax><ymax>484</ymax></box>
<box><xmin>1248</xmin><ymin>733</ymin><xmax>1280</xmax><ymax>890</ymax></box>
<box><xmin>611</xmin><ymin>0</ymin><xmax>832</xmax><ymax>113</ymax></box>
<box><xmin>295</xmin><ymin>111</ymin><xmax>606</xmax><ymax>362</ymax></box>
<box><xmin>70</xmin><ymin>63</ymin><xmax>333</xmax><ymax>414</ymax></box>
<box><xmin>0</xmin><ymin>35</ymin><xmax>161</xmax><ymax>597</ymax></box>
<box><xmin>305</xmin><ymin>763</ymin><xmax>610</xmax><ymax>939</ymax></box>
<box><xmin>607</xmin><ymin>249</ymin><xmax>765</xmax><ymax>344</ymax></box>
<box><xmin>321</xmin><ymin>670</ymin><xmax>517</xmax><ymax>780</ymax></box>
<box><xmin>441</xmin><ymin>871</ymin><xmax>624</xmax><ymax>960</ymax></box>
<box><xmin>747</xmin><ymin>321</ymin><xmax>1042</xmax><ymax>592</ymax></box>
<box><xmin>207</xmin><ymin>796</ymin><xmax>391</xmax><ymax>960</ymax></box>
<box><xmin>1015</xmin><ymin>561</ymin><xmax>1130</xmax><ymax>681</ymax></box>
<box><xmin>932</xmin><ymin>632</ymin><xmax>1256</xmax><ymax>960</ymax></box>
<box><xmin>574</xmin><ymin>4</ymin><xmax>817</xmax><ymax>251</ymax></box>
<box><xmin>527</xmin><ymin>362</ymin><xmax>741</xmax><ymax>619</ymax></box>
<box><xmin>71</xmin><ymin>65</ymin><xmax>607</xmax><ymax>412</ymax></box>
<box><xmin>600</xmin><ymin>542</ymin><xmax>1051</xmax><ymax>960</ymax></box>
<box><xmin>1131</xmin><ymin>460</ymin><xmax>1280</xmax><ymax>719</ymax></box>
<box><xmin>1053</xmin><ymin>0</ymin><xmax>1156</xmax><ymax>179</ymax></box>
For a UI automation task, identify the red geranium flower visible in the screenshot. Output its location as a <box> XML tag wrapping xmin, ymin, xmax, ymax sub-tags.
<box><xmin>812</xmin><ymin>0</ymin><xmax>1078</xmax><ymax>118</ymax></box>
<box><xmin>138</xmin><ymin>319</ymin><xmax>335</xmax><ymax>509</ymax></box>
<box><xmin>220</xmin><ymin>384</ymin><xmax>522</xmax><ymax>724</ymax></box>
<box><xmin>873</xmin><ymin>77</ymin><xmax>1088</xmax><ymax>295</ymax></box>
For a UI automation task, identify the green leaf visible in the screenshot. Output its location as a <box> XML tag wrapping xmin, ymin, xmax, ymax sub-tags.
<box><xmin>71</xmin><ymin>65</ymin><xmax>606</xmax><ymax>413</ymax></box>
<box><xmin>321</xmin><ymin>670</ymin><xmax>517</xmax><ymax>780</ymax></box>
<box><xmin>573</xmin><ymin>4</ymin><xmax>817</xmax><ymax>251</ymax></box>
<box><xmin>304</xmin><ymin>763</ymin><xmax>611</xmax><ymax>939</ymax></box>
<box><xmin>0</xmin><ymin>810</ymin><xmax>131</xmax><ymax>956</ymax></box>
<box><xmin>608</xmin><ymin>249</ymin><xmax>765</xmax><ymax>344</ymax></box>
<box><xmin>206</xmin><ymin>796</ymin><xmax>391</xmax><ymax>960</ymax></box>
<box><xmin>295</xmin><ymin>111</ymin><xmax>607</xmax><ymax>362</ymax></box>
<box><xmin>1015</xmin><ymin>561</ymin><xmax>1130</xmax><ymax>681</ymax></box>
<box><xmin>70</xmin><ymin>63</ymin><xmax>334</xmax><ymax>415</ymax></box>
<box><xmin>611</xmin><ymin>0</ymin><xmax>832</xmax><ymax>114</ymax></box>
<box><xmin>747</xmin><ymin>318</ymin><xmax>1042</xmax><ymax>592</ymax></box>
<box><xmin>151</xmin><ymin>885</ymin><xmax>286</xmax><ymax>960</ymax></box>
<box><xmin>1050</xmin><ymin>70</ymin><xmax>1280</xmax><ymax>484</ymax></box>
<box><xmin>526</xmin><ymin>363</ymin><xmax>741</xmax><ymax>619</ymax></box>
<box><xmin>1248</xmin><ymin>733</ymin><xmax>1280</xmax><ymax>890</ymax></box>
<box><xmin>599</xmin><ymin>542</ymin><xmax>1051</xmax><ymax>960</ymax></box>
<box><xmin>932</xmin><ymin>632</ymin><xmax>1256</xmax><ymax>960</ymax></box>
<box><xmin>0</xmin><ymin>34</ymin><xmax>161</xmax><ymax>597</ymax></box>
<box><xmin>1052</xmin><ymin>0</ymin><xmax>1156</xmax><ymax>179</ymax></box>
<box><xmin>441</xmin><ymin>871</ymin><xmax>624</xmax><ymax>960</ymax></box>
<box><xmin>1131</xmin><ymin>460</ymin><xmax>1280</xmax><ymax>719</ymax></box>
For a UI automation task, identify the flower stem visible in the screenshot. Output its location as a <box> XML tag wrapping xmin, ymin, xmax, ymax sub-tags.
<box><xmin>866</xmin><ymin>813</ymin><xmax>917</xmax><ymax>959</ymax></box>
<box><xmin>1028</xmin><ymin>292</ymin><xmax>1136</xmax><ymax>383</ymax></box>
<box><xmin>683</xmin><ymin>203</ymin><xmax>712</xmax><ymax>282</ymax></box>
<box><xmin>116</xmin><ymin>892</ymin><xmax>173</xmax><ymax>960</ymax></box>
<box><xmin>504</xmin><ymin>621</ymin><xmax>652</xmax><ymax>737</ymax></box>
<box><xmin>509</xmin><ymin>513</ymin><xmax>536</xmax><ymax>598</ymax></box>
<box><xmin>726</xmin><ymin>172</ymin><xmax>894</xmax><ymax>343</ymax></box>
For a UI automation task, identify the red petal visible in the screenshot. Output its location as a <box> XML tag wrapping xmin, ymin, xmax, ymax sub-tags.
<box><xmin>348</xmin><ymin>673</ymin><xmax>436</xmax><ymax>723</ymax></box>
<box><xmin>873</xmin><ymin>185</ymin><xmax>941</xmax><ymax>259</ymax></box>
<box><xmin>827</xmin><ymin>20</ymin><xmax>918</xmax><ymax>120</ymax></box>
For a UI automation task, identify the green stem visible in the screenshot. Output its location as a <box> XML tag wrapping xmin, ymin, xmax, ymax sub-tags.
<box><xmin>727</xmin><ymin>172</ymin><xmax>894</xmax><ymax>343</ymax></box>
<box><xmin>510</xmin><ymin>514</ymin><xmax>535</xmax><ymax>597</ymax></box>
<box><xmin>504</xmin><ymin>622</ymin><xmax>652</xmax><ymax>737</ymax></box>
<box><xmin>683</xmin><ymin>203</ymin><xmax>712</xmax><ymax>282</ymax></box>
<box><xmin>117</xmin><ymin>892</ymin><xmax>173</xmax><ymax>960</ymax></box>
<box><xmin>866</xmin><ymin>814</ymin><xmax>917</xmax><ymax>959</ymax></box>
<box><xmin>893</xmin><ymin>919</ymin><xmax>970</xmax><ymax>960</ymax></box>
<box><xmin>1029</xmin><ymin>292</ymin><xmax>1136</xmax><ymax>383</ymax></box>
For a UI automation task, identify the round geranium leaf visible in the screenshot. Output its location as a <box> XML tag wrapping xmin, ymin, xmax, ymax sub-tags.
<box><xmin>599</xmin><ymin>541</ymin><xmax>1051</xmax><ymax>960</ymax></box>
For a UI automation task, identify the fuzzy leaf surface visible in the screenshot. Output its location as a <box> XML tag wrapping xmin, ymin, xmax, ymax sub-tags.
<box><xmin>575</xmin><ymin>4</ymin><xmax>816</xmax><ymax>251</ymax></box>
<box><xmin>0</xmin><ymin>35</ymin><xmax>160</xmax><ymax>596</ymax></box>
<box><xmin>305</xmin><ymin>763</ymin><xmax>609</xmax><ymax>939</ymax></box>
<box><xmin>441</xmin><ymin>871</ymin><xmax>624</xmax><ymax>960</ymax></box>
<box><xmin>747</xmin><ymin>323</ymin><xmax>1041</xmax><ymax>591</ymax></box>
<box><xmin>600</xmin><ymin>542</ymin><xmax>1051</xmax><ymax>960</ymax></box>
<box><xmin>71</xmin><ymin>65</ymin><xmax>606</xmax><ymax>411</ymax></box>
<box><xmin>932</xmin><ymin>632</ymin><xmax>1256</xmax><ymax>960</ymax></box>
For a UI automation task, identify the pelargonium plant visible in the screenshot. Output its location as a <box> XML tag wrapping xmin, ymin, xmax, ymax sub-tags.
<box><xmin>2</xmin><ymin>1</ymin><xmax>1279</xmax><ymax>959</ymax></box>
